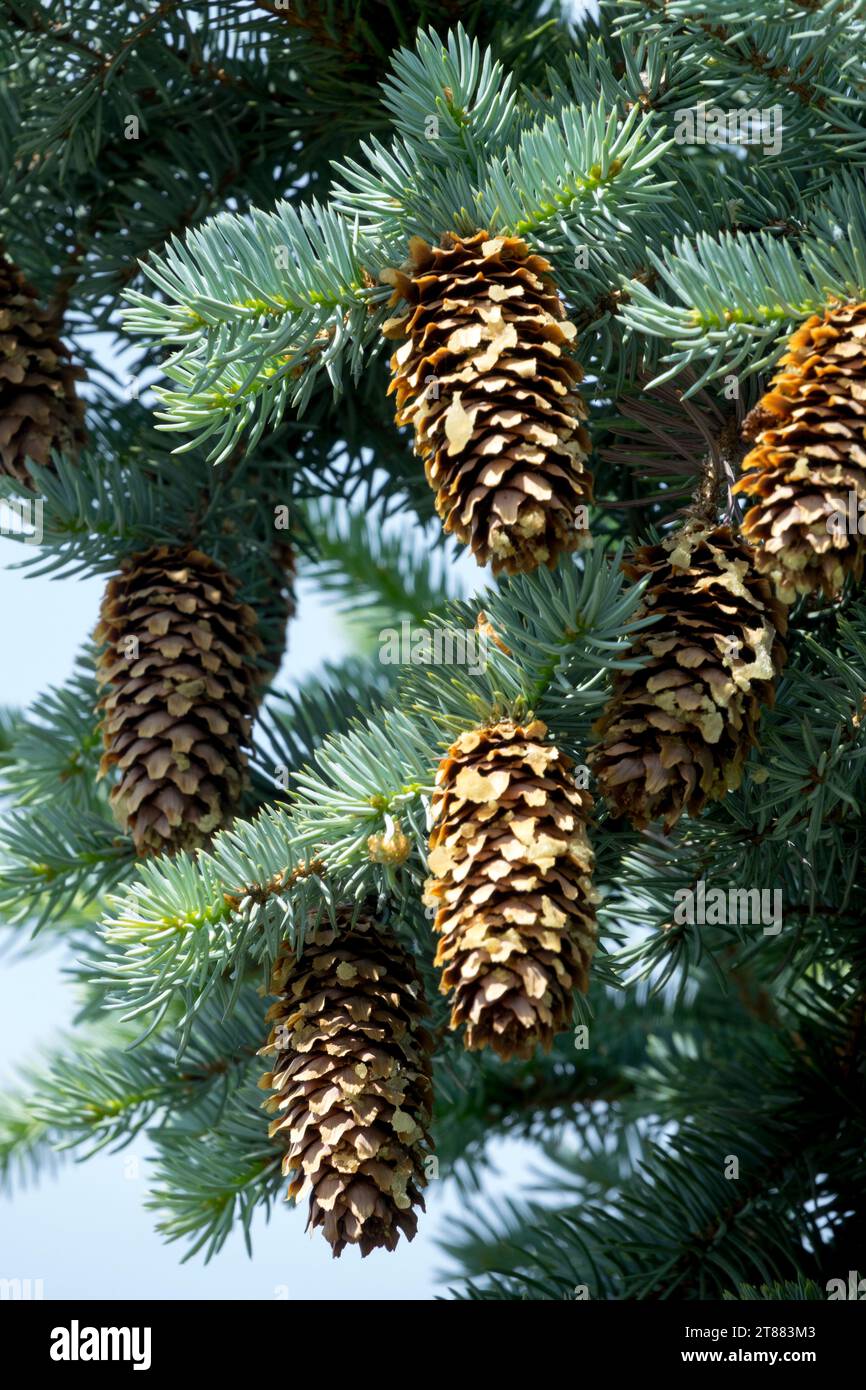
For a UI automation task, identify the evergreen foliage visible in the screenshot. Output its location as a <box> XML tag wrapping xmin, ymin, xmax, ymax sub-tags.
<box><xmin>1</xmin><ymin>0</ymin><xmax>865</xmax><ymax>1298</ymax></box>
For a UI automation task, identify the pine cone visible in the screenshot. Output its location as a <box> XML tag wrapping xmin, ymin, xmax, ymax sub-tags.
<box><xmin>95</xmin><ymin>545</ymin><xmax>262</xmax><ymax>856</ymax></box>
<box><xmin>0</xmin><ymin>246</ymin><xmax>85</xmax><ymax>486</ymax></box>
<box><xmin>259</xmin><ymin>909</ymin><xmax>434</xmax><ymax>1258</ymax></box>
<box><xmin>381</xmin><ymin>231</ymin><xmax>592</xmax><ymax>574</ymax></box>
<box><xmin>733</xmin><ymin>302</ymin><xmax>866</xmax><ymax>602</ymax></box>
<box><xmin>424</xmin><ymin>719</ymin><xmax>597</xmax><ymax>1060</ymax></box>
<box><xmin>588</xmin><ymin>521</ymin><xmax>787</xmax><ymax>831</ymax></box>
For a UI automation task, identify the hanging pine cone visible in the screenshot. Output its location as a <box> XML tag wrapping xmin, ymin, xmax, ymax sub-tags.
<box><xmin>588</xmin><ymin>520</ymin><xmax>787</xmax><ymax>831</ymax></box>
<box><xmin>0</xmin><ymin>246</ymin><xmax>86</xmax><ymax>486</ymax></box>
<box><xmin>424</xmin><ymin>719</ymin><xmax>597</xmax><ymax>1060</ymax></box>
<box><xmin>380</xmin><ymin>231</ymin><xmax>592</xmax><ymax>574</ymax></box>
<box><xmin>95</xmin><ymin>545</ymin><xmax>262</xmax><ymax>856</ymax></box>
<box><xmin>259</xmin><ymin>908</ymin><xmax>434</xmax><ymax>1258</ymax></box>
<box><xmin>734</xmin><ymin>302</ymin><xmax>866</xmax><ymax>602</ymax></box>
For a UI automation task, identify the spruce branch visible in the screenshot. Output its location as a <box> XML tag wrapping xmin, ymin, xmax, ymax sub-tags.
<box><xmin>476</xmin><ymin>99</ymin><xmax>672</xmax><ymax>240</ymax></box>
<box><xmin>0</xmin><ymin>651</ymin><xmax>103</xmax><ymax>810</ymax></box>
<box><xmin>250</xmin><ymin>655</ymin><xmax>398</xmax><ymax>795</ymax></box>
<box><xmin>0</xmin><ymin>805</ymin><xmax>133</xmax><ymax>933</ymax></box>
<box><xmin>146</xmin><ymin>1075</ymin><xmax>283</xmax><ymax>1261</ymax></box>
<box><xmin>0</xmin><ymin>1089</ymin><xmax>56</xmax><ymax>1194</ymax></box>
<box><xmin>301</xmin><ymin>496</ymin><xmax>464</xmax><ymax>631</ymax></box>
<box><xmin>4</xmin><ymin>0</ymin><xmax>866</xmax><ymax>1294</ymax></box>
<box><xmin>97</xmin><ymin>809</ymin><xmax>319</xmax><ymax>1039</ymax></box>
<box><xmin>620</xmin><ymin>217</ymin><xmax>866</xmax><ymax>390</ymax></box>
<box><xmin>17</xmin><ymin>991</ymin><xmax>264</xmax><ymax>1165</ymax></box>
<box><xmin>379</xmin><ymin>25</ymin><xmax>520</xmax><ymax>176</ymax></box>
<box><xmin>445</xmin><ymin>994</ymin><xmax>866</xmax><ymax>1300</ymax></box>
<box><xmin>123</xmin><ymin>201</ymin><xmax>382</xmax><ymax>459</ymax></box>
<box><xmin>400</xmin><ymin>545</ymin><xmax>654</xmax><ymax>744</ymax></box>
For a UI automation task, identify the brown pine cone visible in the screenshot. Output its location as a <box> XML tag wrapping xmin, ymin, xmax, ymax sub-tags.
<box><xmin>424</xmin><ymin>718</ymin><xmax>597</xmax><ymax>1060</ymax></box>
<box><xmin>381</xmin><ymin>231</ymin><xmax>592</xmax><ymax>574</ymax></box>
<box><xmin>734</xmin><ymin>301</ymin><xmax>866</xmax><ymax>601</ymax></box>
<box><xmin>259</xmin><ymin>908</ymin><xmax>434</xmax><ymax>1257</ymax></box>
<box><xmin>588</xmin><ymin>520</ymin><xmax>787</xmax><ymax>830</ymax></box>
<box><xmin>0</xmin><ymin>246</ymin><xmax>85</xmax><ymax>486</ymax></box>
<box><xmin>95</xmin><ymin>545</ymin><xmax>262</xmax><ymax>855</ymax></box>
